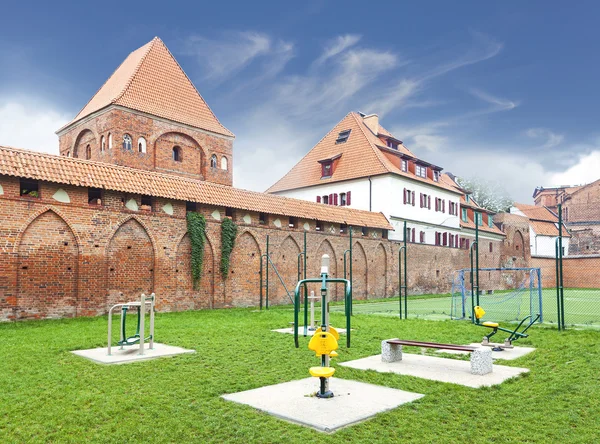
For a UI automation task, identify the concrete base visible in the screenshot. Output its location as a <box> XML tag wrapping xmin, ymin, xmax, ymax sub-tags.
<box><xmin>437</xmin><ymin>343</ymin><xmax>536</xmax><ymax>361</ymax></box>
<box><xmin>272</xmin><ymin>327</ymin><xmax>347</xmax><ymax>336</ymax></box>
<box><xmin>340</xmin><ymin>354</ymin><xmax>529</xmax><ymax>388</ymax></box>
<box><xmin>71</xmin><ymin>342</ymin><xmax>195</xmax><ymax>364</ymax></box>
<box><xmin>222</xmin><ymin>377</ymin><xmax>423</xmax><ymax>433</ymax></box>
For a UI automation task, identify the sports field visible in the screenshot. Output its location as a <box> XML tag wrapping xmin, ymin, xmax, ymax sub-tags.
<box><xmin>330</xmin><ymin>288</ymin><xmax>600</xmax><ymax>328</ymax></box>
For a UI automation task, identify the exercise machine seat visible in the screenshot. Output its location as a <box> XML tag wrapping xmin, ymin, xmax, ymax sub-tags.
<box><xmin>309</xmin><ymin>366</ymin><xmax>336</xmax><ymax>378</ymax></box>
<box><xmin>482</xmin><ymin>321</ymin><xmax>499</xmax><ymax>328</ymax></box>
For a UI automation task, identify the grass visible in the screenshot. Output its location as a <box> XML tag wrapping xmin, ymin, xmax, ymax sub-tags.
<box><xmin>1</xmin><ymin>307</ymin><xmax>599</xmax><ymax>443</ymax></box>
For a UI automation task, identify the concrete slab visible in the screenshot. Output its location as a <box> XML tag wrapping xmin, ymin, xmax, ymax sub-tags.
<box><xmin>71</xmin><ymin>342</ymin><xmax>195</xmax><ymax>365</ymax></box>
<box><xmin>436</xmin><ymin>343</ymin><xmax>536</xmax><ymax>361</ymax></box>
<box><xmin>340</xmin><ymin>354</ymin><xmax>529</xmax><ymax>388</ymax></box>
<box><xmin>222</xmin><ymin>377</ymin><xmax>423</xmax><ymax>433</ymax></box>
<box><xmin>272</xmin><ymin>327</ymin><xmax>347</xmax><ymax>336</ymax></box>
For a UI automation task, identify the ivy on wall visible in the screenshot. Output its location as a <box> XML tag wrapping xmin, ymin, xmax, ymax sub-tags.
<box><xmin>186</xmin><ymin>212</ymin><xmax>206</xmax><ymax>289</ymax></box>
<box><xmin>220</xmin><ymin>217</ymin><xmax>238</xmax><ymax>278</ymax></box>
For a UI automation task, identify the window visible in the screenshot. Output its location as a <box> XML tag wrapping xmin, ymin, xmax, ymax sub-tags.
<box><xmin>361</xmin><ymin>227</ymin><xmax>368</xmax><ymax>236</ymax></box>
<box><xmin>401</xmin><ymin>159</ymin><xmax>407</xmax><ymax>172</ymax></box>
<box><xmin>259</xmin><ymin>213</ymin><xmax>267</xmax><ymax>225</ymax></box>
<box><xmin>382</xmin><ymin>229</ymin><xmax>388</xmax><ymax>239</ymax></box>
<box><xmin>225</xmin><ymin>207</ymin><xmax>234</xmax><ymax>218</ymax></box>
<box><xmin>450</xmin><ymin>234</ymin><xmax>454</xmax><ymax>248</ymax></box>
<box><xmin>433</xmin><ymin>170</ymin><xmax>440</xmax><ymax>182</ymax></box>
<box><xmin>186</xmin><ymin>202</ymin><xmax>197</xmax><ymax>212</ymax></box>
<box><xmin>462</xmin><ymin>208</ymin><xmax>468</xmax><ymax>222</ymax></box>
<box><xmin>20</xmin><ymin>180</ymin><xmax>39</xmax><ymax>198</ymax></box>
<box><xmin>489</xmin><ymin>242</ymin><xmax>493</xmax><ymax>253</ymax></box>
<box><xmin>465</xmin><ymin>194</ymin><xmax>470</xmax><ymax>203</ymax></box>
<box><xmin>88</xmin><ymin>188</ymin><xmax>102</xmax><ymax>205</ymax></box>
<box><xmin>138</xmin><ymin>137</ymin><xmax>147</xmax><ymax>153</ymax></box>
<box><xmin>340</xmin><ymin>193</ymin><xmax>347</xmax><ymax>206</ymax></box>
<box><xmin>420</xmin><ymin>231</ymin><xmax>425</xmax><ymax>243</ymax></box>
<box><xmin>335</xmin><ymin>129</ymin><xmax>351</xmax><ymax>144</ymax></box>
<box><xmin>123</xmin><ymin>134</ymin><xmax>133</xmax><ymax>150</ymax></box>
<box><xmin>316</xmin><ymin>220</ymin><xmax>324</xmax><ymax>232</ymax></box>
<box><xmin>321</xmin><ymin>161</ymin><xmax>332</xmax><ymax>178</ymax></box>
<box><xmin>101</xmin><ymin>136</ymin><xmax>106</xmax><ymax>152</ymax></box>
<box><xmin>435</xmin><ymin>232</ymin><xmax>440</xmax><ymax>245</ymax></box>
<box><xmin>210</xmin><ymin>154</ymin><xmax>217</xmax><ymax>168</ymax></box>
<box><xmin>387</xmin><ymin>139</ymin><xmax>398</xmax><ymax>150</ymax></box>
<box><xmin>108</xmin><ymin>133</ymin><xmax>113</xmax><ymax>149</ymax></box>
<box><xmin>404</xmin><ymin>189</ymin><xmax>415</xmax><ymax>205</ymax></box>
<box><xmin>221</xmin><ymin>156</ymin><xmax>228</xmax><ymax>170</ymax></box>
<box><xmin>66</xmin><ymin>150</ymin><xmax>70</xmax><ymax>157</ymax></box>
<box><xmin>289</xmin><ymin>217</ymin><xmax>297</xmax><ymax>229</ymax></box>
<box><xmin>443</xmin><ymin>232</ymin><xmax>448</xmax><ymax>246</ymax></box>
<box><xmin>340</xmin><ymin>224</ymin><xmax>348</xmax><ymax>234</ymax></box>
<box><xmin>415</xmin><ymin>164</ymin><xmax>427</xmax><ymax>178</ymax></box>
<box><xmin>85</xmin><ymin>145</ymin><xmax>91</xmax><ymax>160</ymax></box>
<box><xmin>141</xmin><ymin>196</ymin><xmax>152</xmax><ymax>208</ymax></box>
<box><xmin>172</xmin><ymin>146</ymin><xmax>182</xmax><ymax>162</ymax></box>
<box><xmin>411</xmin><ymin>228</ymin><xmax>415</xmax><ymax>243</ymax></box>
<box><xmin>488</xmin><ymin>214</ymin><xmax>493</xmax><ymax>228</ymax></box>
<box><xmin>322</xmin><ymin>195</ymin><xmax>329</xmax><ymax>205</ymax></box>
<box><xmin>476</xmin><ymin>212</ymin><xmax>483</xmax><ymax>226</ymax></box>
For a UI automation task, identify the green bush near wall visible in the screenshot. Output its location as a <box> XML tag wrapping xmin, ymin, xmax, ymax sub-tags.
<box><xmin>220</xmin><ymin>217</ymin><xmax>237</xmax><ymax>278</ymax></box>
<box><xmin>186</xmin><ymin>212</ymin><xmax>206</xmax><ymax>289</ymax></box>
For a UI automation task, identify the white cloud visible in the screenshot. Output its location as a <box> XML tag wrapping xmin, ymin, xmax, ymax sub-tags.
<box><xmin>525</xmin><ymin>127</ymin><xmax>564</xmax><ymax>148</ymax></box>
<box><xmin>470</xmin><ymin>88</ymin><xmax>518</xmax><ymax>111</ymax></box>
<box><xmin>550</xmin><ymin>150</ymin><xmax>600</xmax><ymax>186</ymax></box>
<box><xmin>314</xmin><ymin>34</ymin><xmax>362</xmax><ymax>65</ymax></box>
<box><xmin>0</xmin><ymin>98</ymin><xmax>68</xmax><ymax>154</ymax></box>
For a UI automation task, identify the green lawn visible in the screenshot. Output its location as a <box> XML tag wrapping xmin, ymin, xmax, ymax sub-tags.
<box><xmin>1</xmin><ymin>308</ymin><xmax>599</xmax><ymax>443</ymax></box>
<box><xmin>331</xmin><ymin>288</ymin><xmax>600</xmax><ymax>328</ymax></box>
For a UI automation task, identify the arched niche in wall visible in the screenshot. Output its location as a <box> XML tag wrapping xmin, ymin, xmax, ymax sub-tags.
<box><xmin>73</xmin><ymin>129</ymin><xmax>96</xmax><ymax>159</ymax></box>
<box><xmin>154</xmin><ymin>132</ymin><xmax>204</xmax><ymax>177</ymax></box>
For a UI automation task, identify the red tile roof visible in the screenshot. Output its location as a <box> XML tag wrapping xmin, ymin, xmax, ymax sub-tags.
<box><xmin>530</xmin><ymin>220</ymin><xmax>571</xmax><ymax>237</ymax></box>
<box><xmin>0</xmin><ymin>146</ymin><xmax>391</xmax><ymax>230</ymax></box>
<box><xmin>514</xmin><ymin>203</ymin><xmax>557</xmax><ymax>221</ymax></box>
<box><xmin>59</xmin><ymin>37</ymin><xmax>233</xmax><ymax>138</ymax></box>
<box><xmin>266</xmin><ymin>112</ymin><xmax>459</xmax><ymax>194</ymax></box>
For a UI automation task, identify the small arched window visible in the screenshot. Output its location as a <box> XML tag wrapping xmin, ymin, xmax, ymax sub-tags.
<box><xmin>221</xmin><ymin>156</ymin><xmax>228</xmax><ymax>170</ymax></box>
<box><xmin>138</xmin><ymin>137</ymin><xmax>147</xmax><ymax>153</ymax></box>
<box><xmin>66</xmin><ymin>150</ymin><xmax>70</xmax><ymax>157</ymax></box>
<box><xmin>123</xmin><ymin>134</ymin><xmax>132</xmax><ymax>150</ymax></box>
<box><xmin>101</xmin><ymin>136</ymin><xmax>106</xmax><ymax>152</ymax></box>
<box><xmin>172</xmin><ymin>146</ymin><xmax>182</xmax><ymax>162</ymax></box>
<box><xmin>85</xmin><ymin>145</ymin><xmax>91</xmax><ymax>160</ymax></box>
<box><xmin>210</xmin><ymin>154</ymin><xmax>217</xmax><ymax>168</ymax></box>
<box><xmin>108</xmin><ymin>133</ymin><xmax>113</xmax><ymax>149</ymax></box>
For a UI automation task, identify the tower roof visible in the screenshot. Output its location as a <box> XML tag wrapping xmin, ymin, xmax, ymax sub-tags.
<box><xmin>59</xmin><ymin>37</ymin><xmax>233</xmax><ymax>137</ymax></box>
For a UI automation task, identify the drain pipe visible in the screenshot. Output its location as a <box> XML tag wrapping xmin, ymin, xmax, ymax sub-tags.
<box><xmin>368</xmin><ymin>176</ymin><xmax>372</xmax><ymax>211</ymax></box>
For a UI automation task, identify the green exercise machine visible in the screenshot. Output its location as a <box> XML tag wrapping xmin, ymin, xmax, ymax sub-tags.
<box><xmin>107</xmin><ymin>293</ymin><xmax>155</xmax><ymax>356</ymax></box>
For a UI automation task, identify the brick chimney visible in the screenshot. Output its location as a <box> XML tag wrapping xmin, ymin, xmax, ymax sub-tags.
<box><xmin>362</xmin><ymin>114</ymin><xmax>379</xmax><ymax>135</ymax></box>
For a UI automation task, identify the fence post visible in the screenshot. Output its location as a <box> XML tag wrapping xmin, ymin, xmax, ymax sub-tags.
<box><xmin>558</xmin><ymin>204</ymin><xmax>565</xmax><ymax>329</ymax></box>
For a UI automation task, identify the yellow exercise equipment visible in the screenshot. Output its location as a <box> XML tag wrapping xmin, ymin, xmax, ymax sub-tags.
<box><xmin>314</xmin><ymin>325</ymin><xmax>340</xmax><ymax>341</ymax></box>
<box><xmin>474</xmin><ymin>305</ymin><xmax>540</xmax><ymax>350</ymax></box>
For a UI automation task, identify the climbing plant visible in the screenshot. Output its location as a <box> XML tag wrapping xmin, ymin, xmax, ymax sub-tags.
<box><xmin>186</xmin><ymin>212</ymin><xmax>206</xmax><ymax>290</ymax></box>
<box><xmin>220</xmin><ymin>217</ymin><xmax>238</xmax><ymax>278</ymax></box>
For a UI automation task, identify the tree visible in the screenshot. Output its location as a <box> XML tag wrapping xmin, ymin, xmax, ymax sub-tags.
<box><xmin>455</xmin><ymin>176</ymin><xmax>514</xmax><ymax>213</ymax></box>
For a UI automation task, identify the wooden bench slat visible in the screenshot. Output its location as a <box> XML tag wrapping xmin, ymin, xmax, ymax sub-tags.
<box><xmin>386</xmin><ymin>340</ymin><xmax>477</xmax><ymax>353</ymax></box>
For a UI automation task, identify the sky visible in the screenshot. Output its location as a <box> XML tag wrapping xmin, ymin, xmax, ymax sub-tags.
<box><xmin>1</xmin><ymin>1</ymin><xmax>599</xmax><ymax>203</ymax></box>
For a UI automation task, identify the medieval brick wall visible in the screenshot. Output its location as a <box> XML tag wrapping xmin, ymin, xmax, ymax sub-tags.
<box><xmin>58</xmin><ymin>107</ymin><xmax>234</xmax><ymax>186</ymax></box>
<box><xmin>531</xmin><ymin>255</ymin><xmax>600</xmax><ymax>289</ymax></box>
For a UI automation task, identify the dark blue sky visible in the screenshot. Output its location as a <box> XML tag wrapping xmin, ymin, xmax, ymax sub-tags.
<box><xmin>1</xmin><ymin>1</ymin><xmax>599</xmax><ymax>201</ymax></box>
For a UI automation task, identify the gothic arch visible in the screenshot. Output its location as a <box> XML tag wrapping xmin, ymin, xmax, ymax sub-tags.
<box><xmin>73</xmin><ymin>129</ymin><xmax>97</xmax><ymax>159</ymax></box>
<box><xmin>106</xmin><ymin>217</ymin><xmax>155</xmax><ymax>308</ymax></box>
<box><xmin>352</xmin><ymin>241</ymin><xmax>368</xmax><ymax>300</ymax></box>
<box><xmin>17</xmin><ymin>209</ymin><xmax>79</xmax><ymax>319</ymax></box>
<box><xmin>228</xmin><ymin>231</ymin><xmax>261</xmax><ymax>307</ymax></box>
<box><xmin>13</xmin><ymin>206</ymin><xmax>82</xmax><ymax>254</ymax></box>
<box><xmin>175</xmin><ymin>233</ymin><xmax>215</xmax><ymax>310</ymax></box>
<box><xmin>513</xmin><ymin>230</ymin><xmax>525</xmax><ymax>256</ymax></box>
<box><xmin>370</xmin><ymin>243</ymin><xmax>387</xmax><ymax>298</ymax></box>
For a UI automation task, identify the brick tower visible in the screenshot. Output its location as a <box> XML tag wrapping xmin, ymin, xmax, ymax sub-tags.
<box><xmin>56</xmin><ymin>37</ymin><xmax>234</xmax><ymax>186</ymax></box>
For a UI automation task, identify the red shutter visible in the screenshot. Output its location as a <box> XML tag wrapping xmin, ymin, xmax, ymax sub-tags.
<box><xmin>428</xmin><ymin>196</ymin><xmax>431</xmax><ymax>209</ymax></box>
<box><xmin>334</xmin><ymin>193</ymin><xmax>338</xmax><ymax>206</ymax></box>
<box><xmin>347</xmin><ymin>191</ymin><xmax>351</xmax><ymax>206</ymax></box>
<box><xmin>329</xmin><ymin>194</ymin><xmax>333</xmax><ymax>205</ymax></box>
<box><xmin>412</xmin><ymin>228</ymin><xmax>415</xmax><ymax>243</ymax></box>
<box><xmin>412</xmin><ymin>191</ymin><xmax>415</xmax><ymax>206</ymax></box>
<box><xmin>435</xmin><ymin>199</ymin><xmax>438</xmax><ymax>211</ymax></box>
<box><xmin>403</xmin><ymin>188</ymin><xmax>407</xmax><ymax>204</ymax></box>
<box><xmin>317</xmin><ymin>196</ymin><xmax>321</xmax><ymax>203</ymax></box>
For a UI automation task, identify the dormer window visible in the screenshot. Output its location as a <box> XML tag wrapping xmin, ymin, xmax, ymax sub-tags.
<box><xmin>321</xmin><ymin>161</ymin><xmax>332</xmax><ymax>178</ymax></box>
<box><xmin>387</xmin><ymin>140</ymin><xmax>398</xmax><ymax>150</ymax></box>
<box><xmin>335</xmin><ymin>129</ymin><xmax>351</xmax><ymax>144</ymax></box>
<box><xmin>401</xmin><ymin>159</ymin><xmax>407</xmax><ymax>172</ymax></box>
<box><xmin>433</xmin><ymin>170</ymin><xmax>440</xmax><ymax>182</ymax></box>
<box><xmin>415</xmin><ymin>164</ymin><xmax>427</xmax><ymax>178</ymax></box>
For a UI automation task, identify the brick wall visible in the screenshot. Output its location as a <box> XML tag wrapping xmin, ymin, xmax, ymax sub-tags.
<box><xmin>531</xmin><ymin>255</ymin><xmax>600</xmax><ymax>289</ymax></box>
<box><xmin>58</xmin><ymin>107</ymin><xmax>234</xmax><ymax>185</ymax></box>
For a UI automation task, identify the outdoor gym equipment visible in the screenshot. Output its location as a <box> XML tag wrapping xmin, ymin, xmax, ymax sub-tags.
<box><xmin>474</xmin><ymin>305</ymin><xmax>540</xmax><ymax>351</ymax></box>
<box><xmin>295</xmin><ymin>254</ymin><xmax>351</xmax><ymax>398</ymax></box>
<box><xmin>108</xmin><ymin>293</ymin><xmax>155</xmax><ymax>356</ymax></box>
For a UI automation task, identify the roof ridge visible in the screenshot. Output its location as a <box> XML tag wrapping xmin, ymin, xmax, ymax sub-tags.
<box><xmin>265</xmin><ymin>112</ymin><xmax>354</xmax><ymax>193</ymax></box>
<box><xmin>112</xmin><ymin>37</ymin><xmax>157</xmax><ymax>105</ymax></box>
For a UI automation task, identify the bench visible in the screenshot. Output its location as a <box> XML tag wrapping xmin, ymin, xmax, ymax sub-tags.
<box><xmin>382</xmin><ymin>339</ymin><xmax>493</xmax><ymax>376</ymax></box>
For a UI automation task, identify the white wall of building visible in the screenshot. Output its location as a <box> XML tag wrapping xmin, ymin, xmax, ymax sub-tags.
<box><xmin>531</xmin><ymin>232</ymin><xmax>570</xmax><ymax>257</ymax></box>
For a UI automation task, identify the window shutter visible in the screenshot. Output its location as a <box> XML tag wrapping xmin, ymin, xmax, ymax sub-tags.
<box><xmin>347</xmin><ymin>191</ymin><xmax>351</xmax><ymax>206</ymax></box>
<box><xmin>412</xmin><ymin>228</ymin><xmax>415</xmax><ymax>243</ymax></box>
<box><xmin>442</xmin><ymin>200</ymin><xmax>445</xmax><ymax>213</ymax></box>
<box><xmin>412</xmin><ymin>191</ymin><xmax>415</xmax><ymax>206</ymax></box>
<box><xmin>403</xmin><ymin>188</ymin><xmax>407</xmax><ymax>204</ymax></box>
<box><xmin>428</xmin><ymin>196</ymin><xmax>431</xmax><ymax>209</ymax></box>
<box><xmin>329</xmin><ymin>194</ymin><xmax>333</xmax><ymax>205</ymax></box>
<box><xmin>435</xmin><ymin>199</ymin><xmax>438</xmax><ymax>212</ymax></box>
<box><xmin>334</xmin><ymin>193</ymin><xmax>338</xmax><ymax>206</ymax></box>
<box><xmin>317</xmin><ymin>196</ymin><xmax>321</xmax><ymax>203</ymax></box>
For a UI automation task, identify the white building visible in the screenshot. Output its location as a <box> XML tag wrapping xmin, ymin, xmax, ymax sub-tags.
<box><xmin>510</xmin><ymin>203</ymin><xmax>570</xmax><ymax>256</ymax></box>
<box><xmin>267</xmin><ymin>111</ymin><xmax>503</xmax><ymax>246</ymax></box>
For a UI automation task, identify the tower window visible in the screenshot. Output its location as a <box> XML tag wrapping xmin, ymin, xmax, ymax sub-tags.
<box><xmin>66</xmin><ymin>150</ymin><xmax>70</xmax><ymax>157</ymax></box>
<box><xmin>221</xmin><ymin>156</ymin><xmax>228</xmax><ymax>170</ymax></box>
<box><xmin>123</xmin><ymin>134</ymin><xmax>132</xmax><ymax>150</ymax></box>
<box><xmin>210</xmin><ymin>154</ymin><xmax>217</xmax><ymax>168</ymax></box>
<box><xmin>138</xmin><ymin>137</ymin><xmax>147</xmax><ymax>153</ymax></box>
<box><xmin>335</xmin><ymin>129</ymin><xmax>351</xmax><ymax>144</ymax></box>
<box><xmin>101</xmin><ymin>136</ymin><xmax>106</xmax><ymax>152</ymax></box>
<box><xmin>172</xmin><ymin>146</ymin><xmax>182</xmax><ymax>162</ymax></box>
<box><xmin>85</xmin><ymin>145</ymin><xmax>91</xmax><ymax>160</ymax></box>
<box><xmin>108</xmin><ymin>133</ymin><xmax>113</xmax><ymax>149</ymax></box>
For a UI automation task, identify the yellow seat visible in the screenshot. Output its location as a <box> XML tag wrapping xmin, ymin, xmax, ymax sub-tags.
<box><xmin>474</xmin><ymin>306</ymin><xmax>486</xmax><ymax>320</ymax></box>
<box><xmin>315</xmin><ymin>326</ymin><xmax>340</xmax><ymax>340</ymax></box>
<box><xmin>309</xmin><ymin>366</ymin><xmax>336</xmax><ymax>378</ymax></box>
<box><xmin>308</xmin><ymin>332</ymin><xmax>339</xmax><ymax>357</ymax></box>
<box><xmin>482</xmin><ymin>321</ymin><xmax>499</xmax><ymax>328</ymax></box>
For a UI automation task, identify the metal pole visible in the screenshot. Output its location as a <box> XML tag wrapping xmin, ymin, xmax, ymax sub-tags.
<box><xmin>320</xmin><ymin>254</ymin><xmax>330</xmax><ymax>394</ymax></box>
<box><xmin>303</xmin><ymin>231</ymin><xmax>308</xmax><ymax>332</ymax></box>
<box><xmin>139</xmin><ymin>294</ymin><xmax>145</xmax><ymax>355</ymax></box>
<box><xmin>475</xmin><ymin>213</ymin><xmax>480</xmax><ymax>309</ymax></box>
<box><xmin>403</xmin><ymin>221</ymin><xmax>407</xmax><ymax>319</ymax></box>
<box><xmin>266</xmin><ymin>235</ymin><xmax>270</xmax><ymax>309</ymax></box>
<box><xmin>555</xmin><ymin>239</ymin><xmax>561</xmax><ymax>331</ymax></box>
<box><xmin>558</xmin><ymin>204</ymin><xmax>565</xmax><ymax>329</ymax></box>
<box><xmin>537</xmin><ymin>268</ymin><xmax>543</xmax><ymax>323</ymax></box>
<box><xmin>349</xmin><ymin>227</ymin><xmax>353</xmax><ymax>315</ymax></box>
<box><xmin>259</xmin><ymin>255</ymin><xmax>263</xmax><ymax>310</ymax></box>
<box><xmin>149</xmin><ymin>293</ymin><xmax>155</xmax><ymax>350</ymax></box>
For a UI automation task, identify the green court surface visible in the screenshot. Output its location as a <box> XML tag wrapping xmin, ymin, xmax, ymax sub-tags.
<box><xmin>330</xmin><ymin>288</ymin><xmax>600</xmax><ymax>328</ymax></box>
